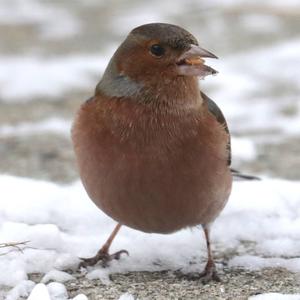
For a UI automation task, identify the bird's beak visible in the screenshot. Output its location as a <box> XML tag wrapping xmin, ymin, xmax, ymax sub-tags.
<box><xmin>176</xmin><ymin>45</ymin><xmax>218</xmax><ymax>78</ymax></box>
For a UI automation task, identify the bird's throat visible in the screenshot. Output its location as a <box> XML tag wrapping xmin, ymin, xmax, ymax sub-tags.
<box><xmin>138</xmin><ymin>75</ymin><xmax>203</xmax><ymax>110</ymax></box>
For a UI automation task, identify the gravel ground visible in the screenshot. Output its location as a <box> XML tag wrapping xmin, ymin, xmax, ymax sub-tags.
<box><xmin>25</xmin><ymin>268</ymin><xmax>300</xmax><ymax>300</ymax></box>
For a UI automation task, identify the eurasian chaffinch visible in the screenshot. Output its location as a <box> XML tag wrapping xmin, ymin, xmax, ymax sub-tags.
<box><xmin>72</xmin><ymin>23</ymin><xmax>254</xmax><ymax>282</ymax></box>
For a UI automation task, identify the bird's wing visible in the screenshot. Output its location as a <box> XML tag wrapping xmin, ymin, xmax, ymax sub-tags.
<box><xmin>201</xmin><ymin>91</ymin><xmax>231</xmax><ymax>166</ymax></box>
<box><xmin>202</xmin><ymin>92</ymin><xmax>260</xmax><ymax>180</ymax></box>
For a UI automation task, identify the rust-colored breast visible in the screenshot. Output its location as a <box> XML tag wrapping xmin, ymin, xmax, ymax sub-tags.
<box><xmin>72</xmin><ymin>96</ymin><xmax>232</xmax><ymax>233</ymax></box>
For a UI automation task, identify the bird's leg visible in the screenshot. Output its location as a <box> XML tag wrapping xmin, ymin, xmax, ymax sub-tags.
<box><xmin>183</xmin><ymin>225</ymin><xmax>220</xmax><ymax>283</ymax></box>
<box><xmin>198</xmin><ymin>225</ymin><xmax>221</xmax><ymax>283</ymax></box>
<box><xmin>79</xmin><ymin>223</ymin><xmax>129</xmax><ymax>268</ymax></box>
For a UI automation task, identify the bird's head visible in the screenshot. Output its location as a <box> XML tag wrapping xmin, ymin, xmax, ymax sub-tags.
<box><xmin>97</xmin><ymin>23</ymin><xmax>218</xmax><ymax>99</ymax></box>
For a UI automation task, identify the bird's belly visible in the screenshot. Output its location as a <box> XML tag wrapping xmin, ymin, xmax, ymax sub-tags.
<box><xmin>78</xmin><ymin>141</ymin><xmax>232</xmax><ymax>234</ymax></box>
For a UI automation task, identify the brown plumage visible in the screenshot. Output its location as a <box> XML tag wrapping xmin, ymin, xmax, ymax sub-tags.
<box><xmin>72</xmin><ymin>23</ymin><xmax>232</xmax><ymax>282</ymax></box>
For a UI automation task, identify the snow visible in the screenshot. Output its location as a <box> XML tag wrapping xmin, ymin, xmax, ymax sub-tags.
<box><xmin>26</xmin><ymin>282</ymin><xmax>85</xmax><ymax>300</ymax></box>
<box><xmin>71</xmin><ymin>295</ymin><xmax>88</xmax><ymax>300</ymax></box>
<box><xmin>208</xmin><ymin>38</ymin><xmax>300</xmax><ymax>137</ymax></box>
<box><xmin>0</xmin><ymin>118</ymin><xmax>71</xmax><ymax>137</ymax></box>
<box><xmin>240</xmin><ymin>14</ymin><xmax>282</xmax><ymax>33</ymax></box>
<box><xmin>47</xmin><ymin>282</ymin><xmax>68</xmax><ymax>300</ymax></box>
<box><xmin>249</xmin><ymin>293</ymin><xmax>300</xmax><ymax>300</ymax></box>
<box><xmin>5</xmin><ymin>280</ymin><xmax>35</xmax><ymax>300</ymax></box>
<box><xmin>231</xmin><ymin>137</ymin><xmax>257</xmax><ymax>161</ymax></box>
<box><xmin>86</xmin><ymin>269</ymin><xmax>112</xmax><ymax>285</ymax></box>
<box><xmin>41</xmin><ymin>270</ymin><xmax>74</xmax><ymax>284</ymax></box>
<box><xmin>229</xmin><ymin>256</ymin><xmax>300</xmax><ymax>273</ymax></box>
<box><xmin>0</xmin><ymin>175</ymin><xmax>299</xmax><ymax>298</ymax></box>
<box><xmin>0</xmin><ymin>0</ymin><xmax>81</xmax><ymax>39</ymax></box>
<box><xmin>200</xmin><ymin>0</ymin><xmax>300</xmax><ymax>8</ymax></box>
<box><xmin>0</xmin><ymin>55</ymin><xmax>107</xmax><ymax>101</ymax></box>
<box><xmin>118</xmin><ymin>293</ymin><xmax>136</xmax><ymax>300</ymax></box>
<box><xmin>27</xmin><ymin>283</ymin><xmax>51</xmax><ymax>300</ymax></box>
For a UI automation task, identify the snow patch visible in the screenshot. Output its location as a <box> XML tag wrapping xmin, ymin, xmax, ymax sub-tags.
<box><xmin>0</xmin><ymin>118</ymin><xmax>71</xmax><ymax>137</ymax></box>
<box><xmin>42</xmin><ymin>270</ymin><xmax>74</xmax><ymax>284</ymax></box>
<box><xmin>0</xmin><ymin>55</ymin><xmax>107</xmax><ymax>101</ymax></box>
<box><xmin>249</xmin><ymin>293</ymin><xmax>300</xmax><ymax>300</ymax></box>
<box><xmin>0</xmin><ymin>175</ymin><xmax>300</xmax><ymax>291</ymax></box>
<box><xmin>231</xmin><ymin>137</ymin><xmax>257</xmax><ymax>161</ymax></box>
<box><xmin>0</xmin><ymin>0</ymin><xmax>81</xmax><ymax>39</ymax></box>
<box><xmin>118</xmin><ymin>293</ymin><xmax>137</xmax><ymax>300</ymax></box>
<box><xmin>72</xmin><ymin>295</ymin><xmax>88</xmax><ymax>300</ymax></box>
<box><xmin>47</xmin><ymin>282</ymin><xmax>68</xmax><ymax>300</ymax></box>
<box><xmin>229</xmin><ymin>255</ymin><xmax>300</xmax><ymax>272</ymax></box>
<box><xmin>207</xmin><ymin>38</ymin><xmax>300</xmax><ymax>138</ymax></box>
<box><xmin>5</xmin><ymin>280</ymin><xmax>35</xmax><ymax>300</ymax></box>
<box><xmin>27</xmin><ymin>283</ymin><xmax>51</xmax><ymax>300</ymax></box>
<box><xmin>86</xmin><ymin>268</ymin><xmax>112</xmax><ymax>285</ymax></box>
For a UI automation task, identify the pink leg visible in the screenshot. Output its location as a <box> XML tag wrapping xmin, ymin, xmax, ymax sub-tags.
<box><xmin>79</xmin><ymin>223</ymin><xmax>129</xmax><ymax>268</ymax></box>
<box><xmin>198</xmin><ymin>225</ymin><xmax>220</xmax><ymax>283</ymax></box>
<box><xmin>181</xmin><ymin>225</ymin><xmax>220</xmax><ymax>283</ymax></box>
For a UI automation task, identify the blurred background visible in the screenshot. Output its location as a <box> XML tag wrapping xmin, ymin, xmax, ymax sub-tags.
<box><xmin>0</xmin><ymin>0</ymin><xmax>299</xmax><ymax>184</ymax></box>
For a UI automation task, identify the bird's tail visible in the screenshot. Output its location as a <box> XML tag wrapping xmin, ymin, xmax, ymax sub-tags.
<box><xmin>230</xmin><ymin>168</ymin><xmax>261</xmax><ymax>181</ymax></box>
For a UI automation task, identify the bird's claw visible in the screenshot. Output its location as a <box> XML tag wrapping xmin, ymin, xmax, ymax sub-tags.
<box><xmin>175</xmin><ymin>264</ymin><xmax>221</xmax><ymax>284</ymax></box>
<box><xmin>111</xmin><ymin>249</ymin><xmax>129</xmax><ymax>260</ymax></box>
<box><xmin>79</xmin><ymin>249</ymin><xmax>129</xmax><ymax>268</ymax></box>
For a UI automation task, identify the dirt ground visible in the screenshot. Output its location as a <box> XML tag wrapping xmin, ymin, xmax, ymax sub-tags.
<box><xmin>24</xmin><ymin>268</ymin><xmax>300</xmax><ymax>300</ymax></box>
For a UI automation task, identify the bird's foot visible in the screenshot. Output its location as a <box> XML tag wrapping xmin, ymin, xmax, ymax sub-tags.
<box><xmin>79</xmin><ymin>249</ymin><xmax>129</xmax><ymax>268</ymax></box>
<box><xmin>177</xmin><ymin>263</ymin><xmax>221</xmax><ymax>284</ymax></box>
<box><xmin>186</xmin><ymin>268</ymin><xmax>220</xmax><ymax>284</ymax></box>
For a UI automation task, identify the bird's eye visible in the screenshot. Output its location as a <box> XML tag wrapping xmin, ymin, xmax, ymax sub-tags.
<box><xmin>150</xmin><ymin>44</ymin><xmax>165</xmax><ymax>57</ymax></box>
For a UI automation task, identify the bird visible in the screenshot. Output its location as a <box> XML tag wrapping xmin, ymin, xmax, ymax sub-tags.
<box><xmin>71</xmin><ymin>23</ymin><xmax>255</xmax><ymax>282</ymax></box>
